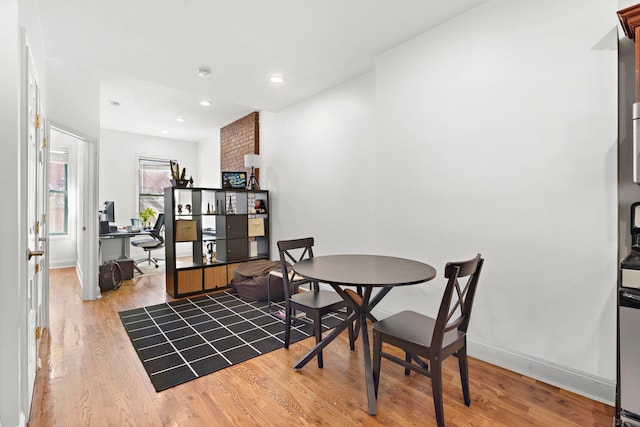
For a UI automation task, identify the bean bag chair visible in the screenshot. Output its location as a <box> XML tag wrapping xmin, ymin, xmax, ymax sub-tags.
<box><xmin>233</xmin><ymin>259</ymin><xmax>285</xmax><ymax>302</ymax></box>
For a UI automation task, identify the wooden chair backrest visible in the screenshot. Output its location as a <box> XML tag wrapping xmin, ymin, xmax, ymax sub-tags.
<box><xmin>276</xmin><ymin>237</ymin><xmax>317</xmax><ymax>293</ymax></box>
<box><xmin>431</xmin><ymin>254</ymin><xmax>484</xmax><ymax>350</ymax></box>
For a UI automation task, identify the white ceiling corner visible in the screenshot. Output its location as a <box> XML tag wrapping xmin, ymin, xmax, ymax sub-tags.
<box><xmin>38</xmin><ymin>0</ymin><xmax>489</xmax><ymax>142</ymax></box>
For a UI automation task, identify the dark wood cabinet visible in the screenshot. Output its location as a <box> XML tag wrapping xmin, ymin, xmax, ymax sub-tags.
<box><xmin>164</xmin><ymin>187</ymin><xmax>270</xmax><ymax>297</ymax></box>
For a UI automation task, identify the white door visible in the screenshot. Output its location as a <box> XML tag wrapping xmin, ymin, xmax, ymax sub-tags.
<box><xmin>25</xmin><ymin>42</ymin><xmax>44</xmax><ymax>410</ymax></box>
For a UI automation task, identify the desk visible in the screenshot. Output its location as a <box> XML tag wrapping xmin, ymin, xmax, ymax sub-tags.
<box><xmin>99</xmin><ymin>231</ymin><xmax>149</xmax><ymax>274</ymax></box>
<box><xmin>100</xmin><ymin>231</ymin><xmax>143</xmax><ymax>260</ymax></box>
<box><xmin>293</xmin><ymin>254</ymin><xmax>436</xmax><ymax>415</ymax></box>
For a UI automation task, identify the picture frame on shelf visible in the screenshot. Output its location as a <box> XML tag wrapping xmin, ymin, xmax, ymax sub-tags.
<box><xmin>222</xmin><ymin>172</ymin><xmax>247</xmax><ymax>189</ymax></box>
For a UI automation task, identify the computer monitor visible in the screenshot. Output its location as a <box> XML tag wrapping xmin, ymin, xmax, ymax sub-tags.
<box><xmin>103</xmin><ymin>201</ymin><xmax>115</xmax><ymax>223</ymax></box>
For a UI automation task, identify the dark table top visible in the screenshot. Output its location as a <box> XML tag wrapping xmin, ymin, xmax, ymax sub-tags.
<box><xmin>294</xmin><ymin>254</ymin><xmax>437</xmax><ymax>287</ymax></box>
<box><xmin>99</xmin><ymin>230</ymin><xmax>150</xmax><ymax>238</ymax></box>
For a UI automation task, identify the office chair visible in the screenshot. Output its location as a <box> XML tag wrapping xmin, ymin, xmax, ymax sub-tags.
<box><xmin>131</xmin><ymin>213</ymin><xmax>165</xmax><ymax>268</ymax></box>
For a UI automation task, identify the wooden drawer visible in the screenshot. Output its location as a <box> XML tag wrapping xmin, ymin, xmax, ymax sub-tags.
<box><xmin>204</xmin><ymin>265</ymin><xmax>227</xmax><ymax>290</ymax></box>
<box><xmin>177</xmin><ymin>269</ymin><xmax>202</xmax><ymax>294</ymax></box>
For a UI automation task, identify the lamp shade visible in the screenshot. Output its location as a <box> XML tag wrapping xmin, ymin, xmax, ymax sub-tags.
<box><xmin>244</xmin><ymin>154</ymin><xmax>260</xmax><ymax>168</ymax></box>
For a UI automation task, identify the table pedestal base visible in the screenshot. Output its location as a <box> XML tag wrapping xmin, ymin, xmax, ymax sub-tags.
<box><xmin>293</xmin><ymin>285</ymin><xmax>393</xmax><ymax>415</ymax></box>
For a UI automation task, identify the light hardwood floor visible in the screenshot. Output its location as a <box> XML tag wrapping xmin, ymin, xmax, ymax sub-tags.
<box><xmin>28</xmin><ymin>267</ymin><xmax>614</xmax><ymax>426</ymax></box>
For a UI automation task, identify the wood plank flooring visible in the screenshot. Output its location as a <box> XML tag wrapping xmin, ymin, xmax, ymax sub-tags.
<box><xmin>28</xmin><ymin>267</ymin><xmax>615</xmax><ymax>426</ymax></box>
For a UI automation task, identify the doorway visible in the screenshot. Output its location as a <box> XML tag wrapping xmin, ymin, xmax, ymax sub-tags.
<box><xmin>48</xmin><ymin>128</ymin><xmax>80</xmax><ymax>269</ymax></box>
<box><xmin>48</xmin><ymin>125</ymin><xmax>100</xmax><ymax>300</ymax></box>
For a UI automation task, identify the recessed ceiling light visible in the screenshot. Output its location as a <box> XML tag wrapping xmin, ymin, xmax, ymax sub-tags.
<box><xmin>270</xmin><ymin>75</ymin><xmax>284</xmax><ymax>83</ymax></box>
<box><xmin>199</xmin><ymin>100</ymin><xmax>212</xmax><ymax>107</ymax></box>
<box><xmin>109</xmin><ymin>100</ymin><xmax>120</xmax><ymax>107</ymax></box>
<box><xmin>197</xmin><ymin>67</ymin><xmax>211</xmax><ymax>78</ymax></box>
<box><xmin>176</xmin><ymin>117</ymin><xmax>185</xmax><ymax>122</ymax></box>
<box><xmin>161</xmin><ymin>130</ymin><xmax>169</xmax><ymax>134</ymax></box>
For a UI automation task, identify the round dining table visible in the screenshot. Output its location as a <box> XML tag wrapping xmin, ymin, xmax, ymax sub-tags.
<box><xmin>293</xmin><ymin>254</ymin><xmax>437</xmax><ymax>415</ymax></box>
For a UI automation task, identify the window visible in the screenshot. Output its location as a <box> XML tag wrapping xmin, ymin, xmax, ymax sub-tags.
<box><xmin>49</xmin><ymin>147</ymin><xmax>69</xmax><ymax>235</ymax></box>
<box><xmin>139</xmin><ymin>157</ymin><xmax>172</xmax><ymax>214</ymax></box>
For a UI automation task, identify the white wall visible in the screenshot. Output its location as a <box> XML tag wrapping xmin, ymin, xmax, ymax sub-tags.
<box><xmin>46</xmin><ymin>59</ymin><xmax>99</xmax><ymax>139</ymax></box>
<box><xmin>376</xmin><ymin>0</ymin><xmax>617</xmax><ymax>378</ymax></box>
<box><xmin>99</xmin><ymin>129</ymin><xmax>200</xmax><ymax>260</ymax></box>
<box><xmin>198</xmin><ymin>131</ymin><xmax>222</xmax><ymax>188</ymax></box>
<box><xmin>261</xmin><ymin>72</ymin><xmax>377</xmax><ymax>254</ymax></box>
<box><xmin>261</xmin><ymin>0</ymin><xmax>618</xmax><ymax>404</ymax></box>
<box><xmin>1</xmin><ymin>3</ymin><xmax>24</xmax><ymax>425</ymax></box>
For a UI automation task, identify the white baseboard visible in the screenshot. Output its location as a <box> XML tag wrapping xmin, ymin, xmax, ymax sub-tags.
<box><xmin>49</xmin><ymin>260</ymin><xmax>76</xmax><ymax>269</ymax></box>
<box><xmin>367</xmin><ymin>303</ymin><xmax>615</xmax><ymax>406</ymax></box>
<box><xmin>467</xmin><ymin>340</ymin><xmax>615</xmax><ymax>406</ymax></box>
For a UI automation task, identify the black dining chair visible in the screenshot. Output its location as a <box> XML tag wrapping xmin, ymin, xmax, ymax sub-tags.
<box><xmin>276</xmin><ymin>237</ymin><xmax>355</xmax><ymax>368</ymax></box>
<box><xmin>131</xmin><ymin>214</ymin><xmax>165</xmax><ymax>268</ymax></box>
<box><xmin>372</xmin><ymin>254</ymin><xmax>484</xmax><ymax>427</ymax></box>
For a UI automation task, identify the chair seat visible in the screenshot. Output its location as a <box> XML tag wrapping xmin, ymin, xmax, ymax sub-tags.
<box><xmin>269</xmin><ymin>268</ymin><xmax>306</xmax><ymax>283</ymax></box>
<box><xmin>291</xmin><ymin>289</ymin><xmax>345</xmax><ymax>310</ymax></box>
<box><xmin>131</xmin><ymin>239</ymin><xmax>163</xmax><ymax>249</ymax></box>
<box><xmin>373</xmin><ymin>311</ymin><xmax>464</xmax><ymax>353</ymax></box>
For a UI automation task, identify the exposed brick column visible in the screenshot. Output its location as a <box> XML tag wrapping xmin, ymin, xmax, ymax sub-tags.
<box><xmin>220</xmin><ymin>112</ymin><xmax>260</xmax><ymax>184</ymax></box>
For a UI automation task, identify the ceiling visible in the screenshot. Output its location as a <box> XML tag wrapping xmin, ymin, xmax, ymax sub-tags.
<box><xmin>38</xmin><ymin>0</ymin><xmax>488</xmax><ymax>142</ymax></box>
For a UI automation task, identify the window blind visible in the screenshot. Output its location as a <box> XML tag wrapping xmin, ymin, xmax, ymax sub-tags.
<box><xmin>50</xmin><ymin>147</ymin><xmax>69</xmax><ymax>164</ymax></box>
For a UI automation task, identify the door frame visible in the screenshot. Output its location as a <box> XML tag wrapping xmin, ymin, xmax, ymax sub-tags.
<box><xmin>48</xmin><ymin>122</ymin><xmax>100</xmax><ymax>300</ymax></box>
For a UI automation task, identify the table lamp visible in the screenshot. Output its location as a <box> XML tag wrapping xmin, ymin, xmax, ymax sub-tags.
<box><xmin>244</xmin><ymin>154</ymin><xmax>260</xmax><ymax>190</ymax></box>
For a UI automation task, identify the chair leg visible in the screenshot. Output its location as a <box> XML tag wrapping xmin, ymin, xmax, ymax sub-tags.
<box><xmin>372</xmin><ymin>330</ymin><xmax>382</xmax><ymax>398</ymax></box>
<box><xmin>431</xmin><ymin>360</ymin><xmax>445</xmax><ymax>427</ymax></box>
<box><xmin>348</xmin><ymin>288</ymin><xmax>362</xmax><ymax>341</ymax></box>
<box><xmin>284</xmin><ymin>304</ymin><xmax>292</xmax><ymax>349</ymax></box>
<box><xmin>405</xmin><ymin>352</ymin><xmax>412</xmax><ymax>376</ymax></box>
<box><xmin>313</xmin><ymin>311</ymin><xmax>323</xmax><ymax>368</ymax></box>
<box><xmin>354</xmin><ymin>317</ymin><xmax>361</xmax><ymax>340</ymax></box>
<box><xmin>347</xmin><ymin>307</ymin><xmax>355</xmax><ymax>351</ymax></box>
<box><xmin>458</xmin><ymin>344</ymin><xmax>471</xmax><ymax>406</ymax></box>
<box><xmin>136</xmin><ymin>249</ymin><xmax>158</xmax><ymax>267</ymax></box>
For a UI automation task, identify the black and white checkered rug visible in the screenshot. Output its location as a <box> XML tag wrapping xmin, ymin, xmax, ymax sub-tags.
<box><xmin>119</xmin><ymin>291</ymin><xmax>344</xmax><ymax>392</ymax></box>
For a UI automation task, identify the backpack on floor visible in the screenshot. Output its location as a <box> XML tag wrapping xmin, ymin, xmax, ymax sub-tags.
<box><xmin>99</xmin><ymin>260</ymin><xmax>123</xmax><ymax>292</ymax></box>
